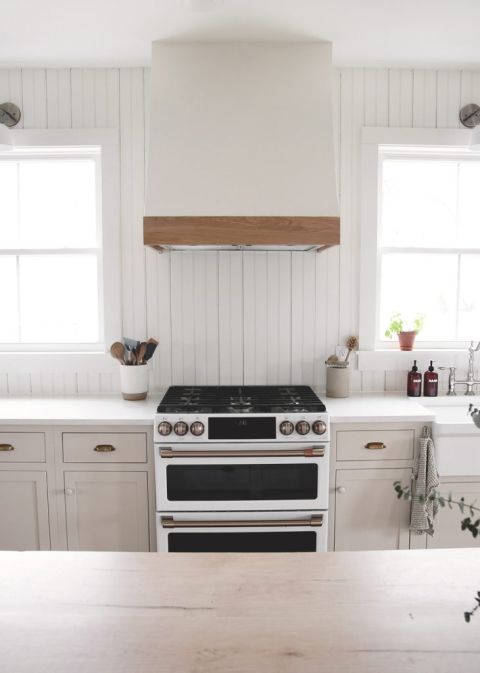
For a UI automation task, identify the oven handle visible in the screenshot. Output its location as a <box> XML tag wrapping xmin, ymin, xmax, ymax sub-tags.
<box><xmin>161</xmin><ymin>515</ymin><xmax>323</xmax><ymax>529</ymax></box>
<box><xmin>160</xmin><ymin>446</ymin><xmax>325</xmax><ymax>459</ymax></box>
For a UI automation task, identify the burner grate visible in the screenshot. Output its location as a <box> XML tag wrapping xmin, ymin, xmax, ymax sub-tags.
<box><xmin>157</xmin><ymin>385</ymin><xmax>326</xmax><ymax>414</ymax></box>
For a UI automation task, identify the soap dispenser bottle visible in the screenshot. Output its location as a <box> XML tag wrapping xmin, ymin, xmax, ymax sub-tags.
<box><xmin>423</xmin><ymin>360</ymin><xmax>438</xmax><ymax>397</ymax></box>
<box><xmin>407</xmin><ymin>360</ymin><xmax>422</xmax><ymax>397</ymax></box>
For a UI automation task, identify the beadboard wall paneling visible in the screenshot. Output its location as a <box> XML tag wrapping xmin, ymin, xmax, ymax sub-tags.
<box><xmin>0</xmin><ymin>66</ymin><xmax>477</xmax><ymax>396</ymax></box>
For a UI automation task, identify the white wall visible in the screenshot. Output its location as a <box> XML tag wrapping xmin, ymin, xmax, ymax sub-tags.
<box><xmin>1</xmin><ymin>67</ymin><xmax>479</xmax><ymax>396</ymax></box>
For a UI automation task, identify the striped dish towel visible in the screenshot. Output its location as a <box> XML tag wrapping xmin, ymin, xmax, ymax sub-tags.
<box><xmin>410</xmin><ymin>436</ymin><xmax>440</xmax><ymax>536</ymax></box>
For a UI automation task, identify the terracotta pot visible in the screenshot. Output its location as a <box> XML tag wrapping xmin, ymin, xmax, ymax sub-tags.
<box><xmin>398</xmin><ymin>331</ymin><xmax>417</xmax><ymax>351</ymax></box>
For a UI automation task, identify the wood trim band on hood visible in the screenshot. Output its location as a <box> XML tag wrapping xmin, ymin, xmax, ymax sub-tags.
<box><xmin>144</xmin><ymin>215</ymin><xmax>340</xmax><ymax>248</ymax></box>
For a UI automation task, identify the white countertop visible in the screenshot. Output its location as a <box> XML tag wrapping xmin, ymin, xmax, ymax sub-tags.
<box><xmin>0</xmin><ymin>395</ymin><xmax>158</xmax><ymax>426</ymax></box>
<box><xmin>325</xmin><ymin>393</ymin><xmax>436</xmax><ymax>423</ymax></box>
<box><xmin>0</xmin><ymin>392</ymin><xmax>436</xmax><ymax>426</ymax></box>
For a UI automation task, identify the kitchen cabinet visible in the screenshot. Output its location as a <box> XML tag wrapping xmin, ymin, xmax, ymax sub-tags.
<box><xmin>329</xmin><ymin>422</ymin><xmax>425</xmax><ymax>552</ymax></box>
<box><xmin>334</xmin><ymin>467</ymin><xmax>412</xmax><ymax>551</ymax></box>
<box><xmin>426</xmin><ymin>481</ymin><xmax>480</xmax><ymax>549</ymax></box>
<box><xmin>0</xmin><ymin>471</ymin><xmax>50</xmax><ymax>550</ymax></box>
<box><xmin>64</xmin><ymin>471</ymin><xmax>149</xmax><ymax>551</ymax></box>
<box><xmin>0</xmin><ymin>424</ymin><xmax>155</xmax><ymax>552</ymax></box>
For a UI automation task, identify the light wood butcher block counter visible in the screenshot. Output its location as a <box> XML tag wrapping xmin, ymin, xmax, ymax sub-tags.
<box><xmin>2</xmin><ymin>549</ymin><xmax>480</xmax><ymax>673</ymax></box>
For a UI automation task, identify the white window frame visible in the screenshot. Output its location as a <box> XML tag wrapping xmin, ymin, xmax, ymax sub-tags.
<box><xmin>358</xmin><ymin>126</ymin><xmax>478</xmax><ymax>372</ymax></box>
<box><xmin>0</xmin><ymin>129</ymin><xmax>121</xmax><ymax>373</ymax></box>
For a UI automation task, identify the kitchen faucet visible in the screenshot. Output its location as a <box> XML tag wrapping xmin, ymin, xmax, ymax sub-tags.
<box><xmin>440</xmin><ymin>341</ymin><xmax>480</xmax><ymax>395</ymax></box>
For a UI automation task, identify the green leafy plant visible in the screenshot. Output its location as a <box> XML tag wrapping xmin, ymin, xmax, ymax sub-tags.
<box><xmin>393</xmin><ymin>481</ymin><xmax>480</xmax><ymax>622</ymax></box>
<box><xmin>384</xmin><ymin>313</ymin><xmax>425</xmax><ymax>339</ymax></box>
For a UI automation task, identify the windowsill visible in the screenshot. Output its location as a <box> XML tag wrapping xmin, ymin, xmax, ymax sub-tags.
<box><xmin>358</xmin><ymin>349</ymin><xmax>470</xmax><ymax>372</ymax></box>
<box><xmin>0</xmin><ymin>351</ymin><xmax>118</xmax><ymax>374</ymax></box>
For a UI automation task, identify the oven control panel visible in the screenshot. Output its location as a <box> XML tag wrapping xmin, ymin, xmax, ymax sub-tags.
<box><xmin>155</xmin><ymin>413</ymin><xmax>329</xmax><ymax>443</ymax></box>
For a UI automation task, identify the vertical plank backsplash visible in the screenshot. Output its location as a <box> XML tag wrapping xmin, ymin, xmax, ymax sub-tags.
<box><xmin>0</xmin><ymin>66</ymin><xmax>476</xmax><ymax>395</ymax></box>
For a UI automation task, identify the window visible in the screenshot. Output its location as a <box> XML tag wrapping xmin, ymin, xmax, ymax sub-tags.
<box><xmin>0</xmin><ymin>129</ymin><xmax>119</xmax><ymax>357</ymax></box>
<box><xmin>378</xmin><ymin>147</ymin><xmax>480</xmax><ymax>346</ymax></box>
<box><xmin>359</xmin><ymin>127</ymin><xmax>480</xmax><ymax>355</ymax></box>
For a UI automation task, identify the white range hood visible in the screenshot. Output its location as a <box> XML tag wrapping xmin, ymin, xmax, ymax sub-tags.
<box><xmin>144</xmin><ymin>41</ymin><xmax>340</xmax><ymax>251</ymax></box>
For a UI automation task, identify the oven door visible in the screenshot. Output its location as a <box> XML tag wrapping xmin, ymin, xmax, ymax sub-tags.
<box><xmin>155</xmin><ymin>443</ymin><xmax>329</xmax><ymax>511</ymax></box>
<box><xmin>156</xmin><ymin>510</ymin><xmax>328</xmax><ymax>552</ymax></box>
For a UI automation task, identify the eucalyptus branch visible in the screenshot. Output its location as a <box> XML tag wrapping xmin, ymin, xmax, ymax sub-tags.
<box><xmin>394</xmin><ymin>481</ymin><xmax>480</xmax><ymax>622</ymax></box>
<box><xmin>393</xmin><ymin>481</ymin><xmax>480</xmax><ymax>538</ymax></box>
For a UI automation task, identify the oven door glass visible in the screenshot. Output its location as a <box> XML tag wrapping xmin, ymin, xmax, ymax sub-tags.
<box><xmin>166</xmin><ymin>463</ymin><xmax>318</xmax><ymax>501</ymax></box>
<box><xmin>167</xmin><ymin>531</ymin><xmax>316</xmax><ymax>552</ymax></box>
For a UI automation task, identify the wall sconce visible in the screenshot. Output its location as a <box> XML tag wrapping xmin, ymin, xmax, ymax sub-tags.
<box><xmin>0</xmin><ymin>102</ymin><xmax>21</xmax><ymax>151</ymax></box>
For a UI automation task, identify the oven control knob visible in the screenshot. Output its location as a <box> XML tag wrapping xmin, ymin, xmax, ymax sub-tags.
<box><xmin>190</xmin><ymin>421</ymin><xmax>205</xmax><ymax>436</ymax></box>
<box><xmin>295</xmin><ymin>420</ymin><xmax>311</xmax><ymax>435</ymax></box>
<box><xmin>158</xmin><ymin>421</ymin><xmax>172</xmax><ymax>436</ymax></box>
<box><xmin>279</xmin><ymin>420</ymin><xmax>294</xmax><ymax>436</ymax></box>
<box><xmin>174</xmin><ymin>421</ymin><xmax>189</xmax><ymax>436</ymax></box>
<box><xmin>312</xmin><ymin>420</ymin><xmax>327</xmax><ymax>435</ymax></box>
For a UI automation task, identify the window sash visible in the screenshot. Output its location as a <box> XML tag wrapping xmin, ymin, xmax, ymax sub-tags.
<box><xmin>0</xmin><ymin>129</ymin><xmax>119</xmax><ymax>356</ymax></box>
<box><xmin>359</xmin><ymin>126</ymin><xmax>480</xmax><ymax>352</ymax></box>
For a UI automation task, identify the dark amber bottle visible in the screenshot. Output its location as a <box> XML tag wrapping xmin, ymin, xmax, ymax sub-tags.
<box><xmin>423</xmin><ymin>360</ymin><xmax>438</xmax><ymax>397</ymax></box>
<box><xmin>407</xmin><ymin>360</ymin><xmax>422</xmax><ymax>397</ymax></box>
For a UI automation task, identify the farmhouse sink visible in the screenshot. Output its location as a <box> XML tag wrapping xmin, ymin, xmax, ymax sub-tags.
<box><xmin>420</xmin><ymin>397</ymin><xmax>480</xmax><ymax>476</ymax></box>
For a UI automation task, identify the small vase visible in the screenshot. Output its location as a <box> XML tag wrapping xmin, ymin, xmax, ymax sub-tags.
<box><xmin>119</xmin><ymin>364</ymin><xmax>149</xmax><ymax>400</ymax></box>
<box><xmin>398</xmin><ymin>331</ymin><xmax>416</xmax><ymax>351</ymax></box>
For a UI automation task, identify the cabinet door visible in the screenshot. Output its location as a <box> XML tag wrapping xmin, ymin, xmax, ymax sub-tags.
<box><xmin>426</xmin><ymin>482</ymin><xmax>480</xmax><ymax>549</ymax></box>
<box><xmin>64</xmin><ymin>471</ymin><xmax>149</xmax><ymax>552</ymax></box>
<box><xmin>334</xmin><ymin>468</ymin><xmax>412</xmax><ymax>551</ymax></box>
<box><xmin>0</xmin><ymin>471</ymin><xmax>50</xmax><ymax>550</ymax></box>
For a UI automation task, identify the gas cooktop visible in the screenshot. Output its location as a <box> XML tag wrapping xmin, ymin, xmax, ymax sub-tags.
<box><xmin>157</xmin><ymin>385</ymin><xmax>326</xmax><ymax>414</ymax></box>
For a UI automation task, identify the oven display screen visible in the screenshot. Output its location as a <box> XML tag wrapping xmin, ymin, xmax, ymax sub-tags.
<box><xmin>208</xmin><ymin>417</ymin><xmax>276</xmax><ymax>440</ymax></box>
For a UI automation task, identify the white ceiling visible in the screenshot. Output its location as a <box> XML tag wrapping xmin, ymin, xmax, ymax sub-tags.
<box><xmin>1</xmin><ymin>0</ymin><xmax>480</xmax><ymax>68</ymax></box>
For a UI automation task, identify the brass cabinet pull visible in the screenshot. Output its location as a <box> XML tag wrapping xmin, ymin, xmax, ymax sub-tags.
<box><xmin>364</xmin><ymin>442</ymin><xmax>386</xmax><ymax>450</ymax></box>
<box><xmin>0</xmin><ymin>444</ymin><xmax>14</xmax><ymax>452</ymax></box>
<box><xmin>94</xmin><ymin>444</ymin><xmax>116</xmax><ymax>453</ymax></box>
<box><xmin>160</xmin><ymin>447</ymin><xmax>325</xmax><ymax>459</ymax></box>
<box><xmin>161</xmin><ymin>515</ymin><xmax>323</xmax><ymax>529</ymax></box>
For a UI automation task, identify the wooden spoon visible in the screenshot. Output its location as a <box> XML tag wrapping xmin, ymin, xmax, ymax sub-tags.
<box><xmin>136</xmin><ymin>342</ymin><xmax>147</xmax><ymax>365</ymax></box>
<box><xmin>110</xmin><ymin>342</ymin><xmax>125</xmax><ymax>364</ymax></box>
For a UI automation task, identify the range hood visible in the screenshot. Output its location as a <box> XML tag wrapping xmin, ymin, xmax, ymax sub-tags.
<box><xmin>144</xmin><ymin>42</ymin><xmax>340</xmax><ymax>252</ymax></box>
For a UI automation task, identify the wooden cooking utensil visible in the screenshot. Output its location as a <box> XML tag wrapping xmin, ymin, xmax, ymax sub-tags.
<box><xmin>110</xmin><ymin>342</ymin><xmax>126</xmax><ymax>364</ymax></box>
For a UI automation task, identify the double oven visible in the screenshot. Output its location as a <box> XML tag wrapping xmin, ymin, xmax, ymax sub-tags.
<box><xmin>154</xmin><ymin>386</ymin><xmax>330</xmax><ymax>553</ymax></box>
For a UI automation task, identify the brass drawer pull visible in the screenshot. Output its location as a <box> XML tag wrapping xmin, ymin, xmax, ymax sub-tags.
<box><xmin>364</xmin><ymin>442</ymin><xmax>386</xmax><ymax>450</ymax></box>
<box><xmin>94</xmin><ymin>444</ymin><xmax>116</xmax><ymax>453</ymax></box>
<box><xmin>0</xmin><ymin>444</ymin><xmax>14</xmax><ymax>452</ymax></box>
<box><xmin>160</xmin><ymin>447</ymin><xmax>325</xmax><ymax>459</ymax></box>
<box><xmin>161</xmin><ymin>515</ymin><xmax>323</xmax><ymax>529</ymax></box>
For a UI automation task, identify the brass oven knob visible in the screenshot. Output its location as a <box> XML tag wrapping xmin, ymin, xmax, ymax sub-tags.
<box><xmin>174</xmin><ymin>421</ymin><xmax>189</xmax><ymax>436</ymax></box>
<box><xmin>312</xmin><ymin>420</ymin><xmax>327</xmax><ymax>435</ymax></box>
<box><xmin>190</xmin><ymin>421</ymin><xmax>205</xmax><ymax>436</ymax></box>
<box><xmin>158</xmin><ymin>421</ymin><xmax>173</xmax><ymax>436</ymax></box>
<box><xmin>295</xmin><ymin>420</ymin><xmax>310</xmax><ymax>435</ymax></box>
<box><xmin>279</xmin><ymin>420</ymin><xmax>294</xmax><ymax>436</ymax></box>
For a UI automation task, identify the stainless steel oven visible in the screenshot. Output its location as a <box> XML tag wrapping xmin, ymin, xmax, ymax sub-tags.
<box><xmin>156</xmin><ymin>442</ymin><xmax>328</xmax><ymax>511</ymax></box>
<box><xmin>156</xmin><ymin>511</ymin><xmax>328</xmax><ymax>552</ymax></box>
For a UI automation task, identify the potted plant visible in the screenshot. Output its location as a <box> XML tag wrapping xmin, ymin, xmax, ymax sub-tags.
<box><xmin>384</xmin><ymin>313</ymin><xmax>424</xmax><ymax>351</ymax></box>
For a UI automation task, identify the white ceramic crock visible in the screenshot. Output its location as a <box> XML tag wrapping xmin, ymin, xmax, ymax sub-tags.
<box><xmin>119</xmin><ymin>364</ymin><xmax>149</xmax><ymax>400</ymax></box>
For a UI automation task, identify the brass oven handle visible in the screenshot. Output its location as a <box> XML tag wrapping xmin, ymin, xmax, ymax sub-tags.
<box><xmin>0</xmin><ymin>444</ymin><xmax>14</xmax><ymax>452</ymax></box>
<box><xmin>94</xmin><ymin>444</ymin><xmax>116</xmax><ymax>453</ymax></box>
<box><xmin>364</xmin><ymin>442</ymin><xmax>386</xmax><ymax>450</ymax></box>
<box><xmin>161</xmin><ymin>515</ymin><xmax>323</xmax><ymax>529</ymax></box>
<box><xmin>160</xmin><ymin>447</ymin><xmax>325</xmax><ymax>459</ymax></box>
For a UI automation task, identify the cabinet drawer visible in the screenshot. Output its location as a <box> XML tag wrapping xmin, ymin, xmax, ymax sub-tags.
<box><xmin>0</xmin><ymin>433</ymin><xmax>46</xmax><ymax>462</ymax></box>
<box><xmin>62</xmin><ymin>433</ymin><xmax>147</xmax><ymax>463</ymax></box>
<box><xmin>336</xmin><ymin>430</ymin><xmax>414</xmax><ymax>461</ymax></box>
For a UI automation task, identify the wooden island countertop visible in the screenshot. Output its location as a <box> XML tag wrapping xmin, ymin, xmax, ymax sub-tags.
<box><xmin>1</xmin><ymin>549</ymin><xmax>480</xmax><ymax>673</ymax></box>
